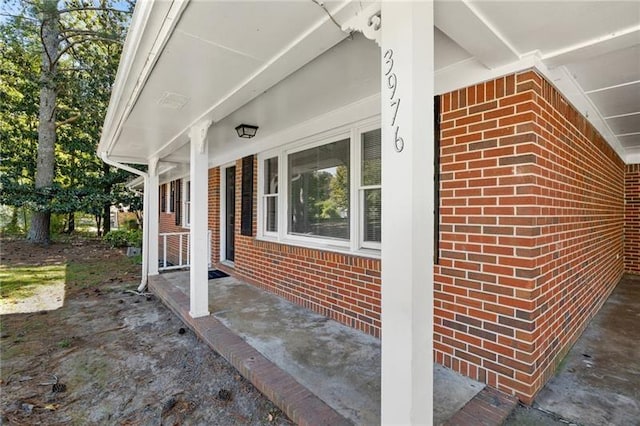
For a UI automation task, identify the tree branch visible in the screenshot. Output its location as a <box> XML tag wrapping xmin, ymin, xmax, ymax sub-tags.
<box><xmin>56</xmin><ymin>115</ymin><xmax>81</xmax><ymax>127</ymax></box>
<box><xmin>0</xmin><ymin>13</ymin><xmax>39</xmax><ymax>22</ymax></box>
<box><xmin>58</xmin><ymin>7</ymin><xmax>132</xmax><ymax>15</ymax></box>
<box><xmin>39</xmin><ymin>20</ymin><xmax>53</xmax><ymax>71</ymax></box>
<box><xmin>53</xmin><ymin>36</ymin><xmax>121</xmax><ymax>67</ymax></box>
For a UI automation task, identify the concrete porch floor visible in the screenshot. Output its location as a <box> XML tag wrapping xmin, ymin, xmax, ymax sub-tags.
<box><xmin>149</xmin><ymin>270</ymin><xmax>488</xmax><ymax>425</ymax></box>
<box><xmin>522</xmin><ymin>274</ymin><xmax>640</xmax><ymax>425</ymax></box>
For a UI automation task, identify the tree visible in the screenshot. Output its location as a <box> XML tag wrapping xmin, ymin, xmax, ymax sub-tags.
<box><xmin>0</xmin><ymin>14</ymin><xmax>40</xmax><ymax>219</ymax></box>
<box><xmin>0</xmin><ymin>0</ymin><xmax>134</xmax><ymax>242</ymax></box>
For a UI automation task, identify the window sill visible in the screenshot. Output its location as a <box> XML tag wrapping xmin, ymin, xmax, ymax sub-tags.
<box><xmin>255</xmin><ymin>235</ymin><xmax>381</xmax><ymax>259</ymax></box>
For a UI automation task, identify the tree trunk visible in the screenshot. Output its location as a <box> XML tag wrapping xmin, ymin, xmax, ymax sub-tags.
<box><xmin>103</xmin><ymin>204</ymin><xmax>111</xmax><ymax>236</ymax></box>
<box><xmin>95</xmin><ymin>214</ymin><xmax>103</xmax><ymax>236</ymax></box>
<box><xmin>66</xmin><ymin>212</ymin><xmax>75</xmax><ymax>233</ymax></box>
<box><xmin>9</xmin><ymin>207</ymin><xmax>19</xmax><ymax>230</ymax></box>
<box><xmin>28</xmin><ymin>1</ymin><xmax>59</xmax><ymax>244</ymax></box>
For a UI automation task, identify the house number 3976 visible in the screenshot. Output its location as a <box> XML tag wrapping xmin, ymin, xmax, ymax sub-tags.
<box><xmin>384</xmin><ymin>49</ymin><xmax>404</xmax><ymax>153</ymax></box>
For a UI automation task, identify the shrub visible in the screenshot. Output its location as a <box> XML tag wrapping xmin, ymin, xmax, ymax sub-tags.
<box><xmin>103</xmin><ymin>229</ymin><xmax>142</xmax><ymax>248</ymax></box>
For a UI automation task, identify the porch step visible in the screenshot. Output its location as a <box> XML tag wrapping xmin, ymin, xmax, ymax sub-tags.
<box><xmin>445</xmin><ymin>386</ymin><xmax>518</xmax><ymax>426</ymax></box>
<box><xmin>149</xmin><ymin>275</ymin><xmax>351</xmax><ymax>426</ymax></box>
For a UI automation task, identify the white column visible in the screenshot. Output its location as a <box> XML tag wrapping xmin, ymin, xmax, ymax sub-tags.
<box><xmin>189</xmin><ymin>120</ymin><xmax>212</xmax><ymax>318</ymax></box>
<box><xmin>381</xmin><ymin>2</ymin><xmax>434</xmax><ymax>425</ymax></box>
<box><xmin>148</xmin><ymin>157</ymin><xmax>159</xmax><ymax>276</ymax></box>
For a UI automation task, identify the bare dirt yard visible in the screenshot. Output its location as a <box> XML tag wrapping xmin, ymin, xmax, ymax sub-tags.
<box><xmin>0</xmin><ymin>237</ymin><xmax>291</xmax><ymax>425</ymax></box>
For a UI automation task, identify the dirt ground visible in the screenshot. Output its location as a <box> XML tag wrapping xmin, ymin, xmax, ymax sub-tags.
<box><xmin>0</xmin><ymin>238</ymin><xmax>291</xmax><ymax>425</ymax></box>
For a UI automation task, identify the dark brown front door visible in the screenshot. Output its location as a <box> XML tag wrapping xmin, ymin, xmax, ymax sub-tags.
<box><xmin>225</xmin><ymin>166</ymin><xmax>236</xmax><ymax>262</ymax></box>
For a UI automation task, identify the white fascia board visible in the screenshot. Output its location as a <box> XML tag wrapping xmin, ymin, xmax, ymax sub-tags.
<box><xmin>435</xmin><ymin>53</ymin><xmax>539</xmax><ymax>95</ymax></box>
<box><xmin>626</xmin><ymin>150</ymin><xmax>640</xmax><ymax>164</ymax></box>
<box><xmin>99</xmin><ymin>0</ymin><xmax>190</xmax><ymax>160</ymax></box>
<box><xmin>98</xmin><ymin>0</ymin><xmax>155</xmax><ymax>157</ymax></box>
<box><xmin>434</xmin><ymin>0</ymin><xmax>519</xmax><ymax>69</ymax></box>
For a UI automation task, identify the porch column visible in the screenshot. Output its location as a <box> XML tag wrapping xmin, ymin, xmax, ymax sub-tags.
<box><xmin>189</xmin><ymin>120</ymin><xmax>212</xmax><ymax>318</ymax></box>
<box><xmin>147</xmin><ymin>157</ymin><xmax>159</xmax><ymax>276</ymax></box>
<box><xmin>381</xmin><ymin>3</ymin><xmax>434</xmax><ymax>424</ymax></box>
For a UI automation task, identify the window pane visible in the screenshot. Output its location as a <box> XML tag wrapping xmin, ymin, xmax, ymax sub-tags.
<box><xmin>264</xmin><ymin>157</ymin><xmax>278</xmax><ymax>195</ymax></box>
<box><xmin>362</xmin><ymin>129</ymin><xmax>381</xmax><ymax>186</ymax></box>
<box><xmin>288</xmin><ymin>139</ymin><xmax>350</xmax><ymax>240</ymax></box>
<box><xmin>363</xmin><ymin>188</ymin><xmax>381</xmax><ymax>243</ymax></box>
<box><xmin>265</xmin><ymin>195</ymin><xmax>277</xmax><ymax>233</ymax></box>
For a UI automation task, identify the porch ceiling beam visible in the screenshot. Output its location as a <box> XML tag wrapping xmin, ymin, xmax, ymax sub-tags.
<box><xmin>434</xmin><ymin>0</ymin><xmax>519</xmax><ymax>69</ymax></box>
<box><xmin>542</xmin><ymin>24</ymin><xmax>640</xmax><ymax>66</ymax></box>
<box><xmin>151</xmin><ymin>2</ymin><xmax>357</xmax><ymax>163</ymax></box>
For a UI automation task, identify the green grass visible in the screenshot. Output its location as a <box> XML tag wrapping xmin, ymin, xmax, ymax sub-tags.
<box><xmin>0</xmin><ymin>264</ymin><xmax>66</xmax><ymax>299</ymax></box>
<box><xmin>65</xmin><ymin>256</ymin><xmax>139</xmax><ymax>289</ymax></box>
<box><xmin>57</xmin><ymin>339</ymin><xmax>71</xmax><ymax>348</ymax></box>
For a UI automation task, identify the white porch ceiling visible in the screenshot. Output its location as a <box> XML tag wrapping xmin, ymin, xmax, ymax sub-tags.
<box><xmin>100</xmin><ymin>0</ymin><xmax>640</xmax><ymax>166</ymax></box>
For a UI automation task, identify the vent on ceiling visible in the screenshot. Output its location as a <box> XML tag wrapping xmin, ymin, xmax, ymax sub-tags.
<box><xmin>157</xmin><ymin>92</ymin><xmax>189</xmax><ymax>110</ymax></box>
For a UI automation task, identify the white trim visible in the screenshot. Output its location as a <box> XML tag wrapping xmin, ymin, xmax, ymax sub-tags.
<box><xmin>257</xmin><ymin>152</ymin><xmax>280</xmax><ymax>239</ymax></box>
<box><xmin>183</xmin><ymin>179</ymin><xmax>191</xmax><ymax>228</ymax></box>
<box><xmin>435</xmin><ymin>0</ymin><xmax>519</xmax><ymax>68</ymax></box>
<box><xmin>355</xmin><ymin>124</ymin><xmax>382</xmax><ymax>251</ymax></box>
<box><xmin>256</xmin><ymin>116</ymin><xmax>381</xmax><ymax>258</ymax></box>
<box><xmin>536</xmin><ymin>63</ymin><xmax>626</xmax><ymax>162</ymax></box>
<box><xmin>209</xmin><ymin>94</ymin><xmax>380</xmax><ymax>168</ymax></box>
<box><xmin>435</xmin><ymin>53</ymin><xmax>628</xmax><ymax>163</ymax></box>
<box><xmin>542</xmin><ymin>24</ymin><xmax>640</xmax><ymax>66</ymax></box>
<box><xmin>151</xmin><ymin>1</ymin><xmax>356</xmax><ymax>162</ymax></box>
<box><xmin>100</xmin><ymin>0</ymin><xmax>191</xmax><ymax>157</ymax></box>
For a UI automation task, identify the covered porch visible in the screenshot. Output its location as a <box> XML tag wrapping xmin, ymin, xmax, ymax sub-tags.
<box><xmin>99</xmin><ymin>0</ymin><xmax>640</xmax><ymax>422</ymax></box>
<box><xmin>149</xmin><ymin>270</ymin><xmax>502</xmax><ymax>425</ymax></box>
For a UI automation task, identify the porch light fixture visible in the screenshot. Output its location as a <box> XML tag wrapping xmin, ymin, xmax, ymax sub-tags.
<box><xmin>235</xmin><ymin>124</ymin><xmax>259</xmax><ymax>139</ymax></box>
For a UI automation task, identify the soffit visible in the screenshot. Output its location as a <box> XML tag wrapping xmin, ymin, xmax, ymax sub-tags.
<box><xmin>103</xmin><ymin>0</ymin><xmax>640</xmax><ymax>164</ymax></box>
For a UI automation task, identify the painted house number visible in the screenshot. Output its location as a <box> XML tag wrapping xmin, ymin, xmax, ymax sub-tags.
<box><xmin>384</xmin><ymin>49</ymin><xmax>404</xmax><ymax>153</ymax></box>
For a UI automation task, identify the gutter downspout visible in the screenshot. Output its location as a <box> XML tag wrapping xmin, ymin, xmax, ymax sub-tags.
<box><xmin>100</xmin><ymin>151</ymin><xmax>150</xmax><ymax>292</ymax></box>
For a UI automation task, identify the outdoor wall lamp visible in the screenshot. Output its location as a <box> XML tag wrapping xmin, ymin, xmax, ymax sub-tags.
<box><xmin>235</xmin><ymin>124</ymin><xmax>259</xmax><ymax>139</ymax></box>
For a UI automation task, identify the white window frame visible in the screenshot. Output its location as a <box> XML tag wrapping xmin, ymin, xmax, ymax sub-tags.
<box><xmin>357</xmin><ymin>125</ymin><xmax>382</xmax><ymax>251</ymax></box>
<box><xmin>261</xmin><ymin>156</ymin><xmax>279</xmax><ymax>238</ymax></box>
<box><xmin>257</xmin><ymin>117</ymin><xmax>381</xmax><ymax>257</ymax></box>
<box><xmin>183</xmin><ymin>179</ymin><xmax>191</xmax><ymax>228</ymax></box>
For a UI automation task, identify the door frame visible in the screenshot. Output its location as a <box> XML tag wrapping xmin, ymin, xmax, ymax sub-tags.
<box><xmin>220</xmin><ymin>162</ymin><xmax>236</xmax><ymax>265</ymax></box>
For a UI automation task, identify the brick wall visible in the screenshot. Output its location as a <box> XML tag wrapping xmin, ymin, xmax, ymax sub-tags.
<box><xmin>625</xmin><ymin>164</ymin><xmax>640</xmax><ymax>273</ymax></box>
<box><xmin>435</xmin><ymin>69</ymin><xmax>625</xmax><ymax>402</ymax></box>
<box><xmin>155</xmin><ymin>69</ymin><xmax>625</xmax><ymax>402</ymax></box>
<box><xmin>223</xmin><ymin>157</ymin><xmax>382</xmax><ymax>337</ymax></box>
<box><xmin>208</xmin><ymin>168</ymin><xmax>221</xmax><ymax>265</ymax></box>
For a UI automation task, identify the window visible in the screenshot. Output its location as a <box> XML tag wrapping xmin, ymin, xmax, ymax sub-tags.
<box><xmin>184</xmin><ymin>180</ymin><xmax>191</xmax><ymax>227</ymax></box>
<box><xmin>288</xmin><ymin>138</ymin><xmax>350</xmax><ymax>240</ymax></box>
<box><xmin>263</xmin><ymin>157</ymin><xmax>278</xmax><ymax>234</ymax></box>
<box><xmin>160</xmin><ymin>184</ymin><xmax>167</xmax><ymax>213</ymax></box>
<box><xmin>169</xmin><ymin>181</ymin><xmax>176</xmax><ymax>213</ymax></box>
<box><xmin>360</xmin><ymin>129</ymin><xmax>381</xmax><ymax>247</ymax></box>
<box><xmin>258</xmin><ymin>121</ymin><xmax>381</xmax><ymax>255</ymax></box>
